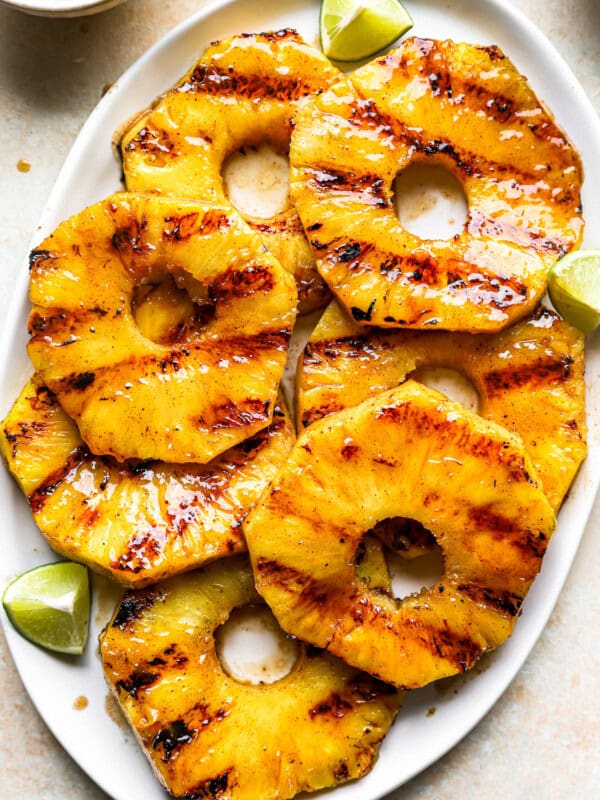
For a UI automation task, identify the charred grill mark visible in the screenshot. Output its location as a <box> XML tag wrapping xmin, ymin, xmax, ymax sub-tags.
<box><xmin>179</xmin><ymin>62</ymin><xmax>314</xmax><ymax>102</ymax></box>
<box><xmin>334</xmin><ymin>762</ymin><xmax>350</xmax><ymax>781</ymax></box>
<box><xmin>124</xmin><ymin>126</ymin><xmax>175</xmax><ymax>155</ymax></box>
<box><xmin>484</xmin><ymin>355</ymin><xmax>573</xmax><ymax>397</ymax></box>
<box><xmin>184</xmin><ymin>769</ymin><xmax>233</xmax><ymax>799</ymax></box>
<box><xmin>117</xmin><ymin>669</ymin><xmax>159</xmax><ymax>698</ymax></box>
<box><xmin>3</xmin><ymin>420</ymin><xmax>47</xmax><ymax>455</ymax></box>
<box><xmin>300</xmin><ymin>401</ymin><xmax>343</xmax><ymax>429</ymax></box>
<box><xmin>29</xmin><ymin>249</ymin><xmax>58</xmax><ymax>272</ymax></box>
<box><xmin>341</xmin><ymin>443</ymin><xmax>360</xmax><ymax>459</ymax></box>
<box><xmin>484</xmin><ymin>356</ymin><xmax>573</xmax><ymax>397</ymax></box>
<box><xmin>469</xmin><ymin>505</ymin><xmax>516</xmax><ymax>534</ymax></box>
<box><xmin>351</xmin><ymin>299</ymin><xmax>376</xmax><ymax>322</ymax></box>
<box><xmin>28</xmin><ymin>446</ymin><xmax>88</xmax><ymax>512</ymax></box>
<box><xmin>163</xmin><ymin>212</ymin><xmax>200</xmax><ymax>241</ymax></box>
<box><xmin>429</xmin><ymin>621</ymin><xmax>483</xmax><ymax>672</ymax></box>
<box><xmin>209</xmin><ymin>265</ymin><xmax>274</xmax><ymax>302</ymax></box>
<box><xmin>305</xmin><ymin>168</ymin><xmax>388</xmax><ymax>208</ymax></box>
<box><xmin>152</xmin><ymin>719</ymin><xmax>196</xmax><ymax>762</ymax></box>
<box><xmin>303</xmin><ymin>335</ymin><xmax>379</xmax><ymax>365</ymax></box>
<box><xmin>309</xmin><ymin>692</ymin><xmax>353</xmax><ymax>720</ymax></box>
<box><xmin>196</xmin><ymin>398</ymin><xmax>271</xmax><ymax>432</ymax></box>
<box><xmin>111</xmin><ymin>215</ymin><xmax>150</xmax><ymax>256</ymax></box>
<box><xmin>250</xmin><ymin>215</ymin><xmax>304</xmax><ymax>235</ymax></box>
<box><xmin>375</xmin><ymin>402</ymin><xmax>534</xmax><ymax>483</ymax></box>
<box><xmin>477</xmin><ymin>44</ymin><xmax>505</xmax><ymax>62</ymax></box>
<box><xmin>468</xmin><ymin>210</ymin><xmax>572</xmax><ymax>256</ymax></box>
<box><xmin>111</xmin><ymin>528</ymin><xmax>167</xmax><ymax>574</ymax></box>
<box><xmin>457</xmin><ymin>582</ymin><xmax>522</xmax><ymax>617</ymax></box>
<box><xmin>513</xmin><ymin>530</ymin><xmax>548</xmax><ymax>559</ymax></box>
<box><xmin>28</xmin><ymin>306</ymin><xmax>110</xmax><ymax>340</ymax></box>
<box><xmin>71</xmin><ymin>371</ymin><xmax>95</xmax><ymax>390</ymax></box>
<box><xmin>48</xmin><ymin>329</ymin><xmax>290</xmax><ymax>397</ymax></box>
<box><xmin>112</xmin><ymin>588</ymin><xmax>163</xmax><ymax>630</ymax></box>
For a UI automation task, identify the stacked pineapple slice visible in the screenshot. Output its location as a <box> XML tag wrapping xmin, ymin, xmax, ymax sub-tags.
<box><xmin>1</xmin><ymin>25</ymin><xmax>588</xmax><ymax>800</ymax></box>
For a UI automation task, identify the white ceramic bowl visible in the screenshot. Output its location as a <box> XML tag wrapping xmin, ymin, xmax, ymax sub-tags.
<box><xmin>0</xmin><ymin>0</ymin><xmax>127</xmax><ymax>17</ymax></box>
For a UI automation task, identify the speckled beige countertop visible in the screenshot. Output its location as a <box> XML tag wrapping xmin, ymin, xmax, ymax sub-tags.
<box><xmin>0</xmin><ymin>1</ymin><xmax>599</xmax><ymax>798</ymax></box>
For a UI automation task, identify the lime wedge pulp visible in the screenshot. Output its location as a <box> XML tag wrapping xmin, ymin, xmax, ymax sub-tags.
<box><xmin>2</xmin><ymin>562</ymin><xmax>90</xmax><ymax>655</ymax></box>
<box><xmin>320</xmin><ymin>0</ymin><xmax>413</xmax><ymax>62</ymax></box>
<box><xmin>548</xmin><ymin>249</ymin><xmax>600</xmax><ymax>335</ymax></box>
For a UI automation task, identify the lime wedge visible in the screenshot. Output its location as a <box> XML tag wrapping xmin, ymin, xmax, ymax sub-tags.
<box><xmin>548</xmin><ymin>249</ymin><xmax>600</xmax><ymax>335</ymax></box>
<box><xmin>320</xmin><ymin>0</ymin><xmax>413</xmax><ymax>62</ymax></box>
<box><xmin>2</xmin><ymin>562</ymin><xmax>90</xmax><ymax>655</ymax></box>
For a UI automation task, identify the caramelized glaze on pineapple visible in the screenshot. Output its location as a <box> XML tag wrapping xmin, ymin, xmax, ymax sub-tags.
<box><xmin>298</xmin><ymin>301</ymin><xmax>586</xmax><ymax>512</ymax></box>
<box><xmin>100</xmin><ymin>557</ymin><xmax>402</xmax><ymax>798</ymax></box>
<box><xmin>290</xmin><ymin>38</ymin><xmax>583</xmax><ymax>331</ymax></box>
<box><xmin>0</xmin><ymin>379</ymin><xmax>294</xmax><ymax>586</ymax></box>
<box><xmin>121</xmin><ymin>29</ymin><xmax>341</xmax><ymax>312</ymax></box>
<box><xmin>27</xmin><ymin>193</ymin><xmax>297</xmax><ymax>463</ymax></box>
<box><xmin>245</xmin><ymin>382</ymin><xmax>556</xmax><ymax>689</ymax></box>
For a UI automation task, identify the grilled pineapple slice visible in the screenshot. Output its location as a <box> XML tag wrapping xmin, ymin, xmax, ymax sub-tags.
<box><xmin>27</xmin><ymin>193</ymin><xmax>297</xmax><ymax>463</ymax></box>
<box><xmin>0</xmin><ymin>378</ymin><xmax>294</xmax><ymax>586</ymax></box>
<box><xmin>290</xmin><ymin>38</ymin><xmax>583</xmax><ymax>331</ymax></box>
<box><xmin>245</xmin><ymin>382</ymin><xmax>556</xmax><ymax>689</ymax></box>
<box><xmin>100</xmin><ymin>557</ymin><xmax>402</xmax><ymax>798</ymax></box>
<box><xmin>298</xmin><ymin>301</ymin><xmax>586</xmax><ymax>512</ymax></box>
<box><xmin>121</xmin><ymin>29</ymin><xmax>342</xmax><ymax>313</ymax></box>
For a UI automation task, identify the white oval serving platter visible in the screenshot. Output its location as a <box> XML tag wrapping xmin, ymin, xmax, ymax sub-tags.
<box><xmin>1</xmin><ymin>1</ymin><xmax>599</xmax><ymax>799</ymax></box>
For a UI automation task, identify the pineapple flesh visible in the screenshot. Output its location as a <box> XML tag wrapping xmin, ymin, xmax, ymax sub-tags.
<box><xmin>121</xmin><ymin>29</ymin><xmax>342</xmax><ymax>313</ymax></box>
<box><xmin>297</xmin><ymin>300</ymin><xmax>586</xmax><ymax>513</ymax></box>
<box><xmin>0</xmin><ymin>378</ymin><xmax>295</xmax><ymax>587</ymax></box>
<box><xmin>100</xmin><ymin>557</ymin><xmax>402</xmax><ymax>799</ymax></box>
<box><xmin>290</xmin><ymin>38</ymin><xmax>583</xmax><ymax>331</ymax></box>
<box><xmin>245</xmin><ymin>382</ymin><xmax>556</xmax><ymax>689</ymax></box>
<box><xmin>27</xmin><ymin>192</ymin><xmax>297</xmax><ymax>464</ymax></box>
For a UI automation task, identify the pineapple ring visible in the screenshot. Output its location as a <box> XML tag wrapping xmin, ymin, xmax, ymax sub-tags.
<box><xmin>100</xmin><ymin>557</ymin><xmax>402</xmax><ymax>799</ymax></box>
<box><xmin>27</xmin><ymin>192</ymin><xmax>297</xmax><ymax>463</ymax></box>
<box><xmin>245</xmin><ymin>382</ymin><xmax>556</xmax><ymax>690</ymax></box>
<box><xmin>290</xmin><ymin>37</ymin><xmax>583</xmax><ymax>331</ymax></box>
<box><xmin>0</xmin><ymin>378</ymin><xmax>295</xmax><ymax>587</ymax></box>
<box><xmin>121</xmin><ymin>29</ymin><xmax>342</xmax><ymax>313</ymax></box>
<box><xmin>297</xmin><ymin>301</ymin><xmax>586</xmax><ymax>513</ymax></box>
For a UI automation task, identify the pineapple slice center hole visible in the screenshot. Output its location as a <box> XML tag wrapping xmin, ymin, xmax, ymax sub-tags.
<box><xmin>223</xmin><ymin>143</ymin><xmax>291</xmax><ymax>220</ymax></box>
<box><xmin>410</xmin><ymin>366</ymin><xmax>480</xmax><ymax>413</ymax></box>
<box><xmin>216</xmin><ymin>604</ymin><xmax>300</xmax><ymax>685</ymax></box>
<box><xmin>393</xmin><ymin>164</ymin><xmax>468</xmax><ymax>240</ymax></box>
<box><xmin>132</xmin><ymin>275</ymin><xmax>214</xmax><ymax>345</ymax></box>
<box><xmin>387</xmin><ymin>543</ymin><xmax>445</xmax><ymax>600</ymax></box>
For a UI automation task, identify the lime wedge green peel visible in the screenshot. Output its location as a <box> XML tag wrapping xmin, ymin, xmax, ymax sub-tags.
<box><xmin>320</xmin><ymin>0</ymin><xmax>413</xmax><ymax>62</ymax></box>
<box><xmin>2</xmin><ymin>562</ymin><xmax>90</xmax><ymax>655</ymax></box>
<box><xmin>548</xmin><ymin>249</ymin><xmax>600</xmax><ymax>335</ymax></box>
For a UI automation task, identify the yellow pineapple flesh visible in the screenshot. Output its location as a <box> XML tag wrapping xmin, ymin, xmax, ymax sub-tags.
<box><xmin>121</xmin><ymin>30</ymin><xmax>342</xmax><ymax>313</ymax></box>
<box><xmin>0</xmin><ymin>378</ymin><xmax>295</xmax><ymax>587</ymax></box>
<box><xmin>245</xmin><ymin>382</ymin><xmax>556</xmax><ymax>689</ymax></box>
<box><xmin>99</xmin><ymin>557</ymin><xmax>402</xmax><ymax>799</ymax></box>
<box><xmin>297</xmin><ymin>301</ymin><xmax>586</xmax><ymax>513</ymax></box>
<box><xmin>290</xmin><ymin>38</ymin><xmax>583</xmax><ymax>331</ymax></box>
<box><xmin>27</xmin><ymin>192</ymin><xmax>297</xmax><ymax>463</ymax></box>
